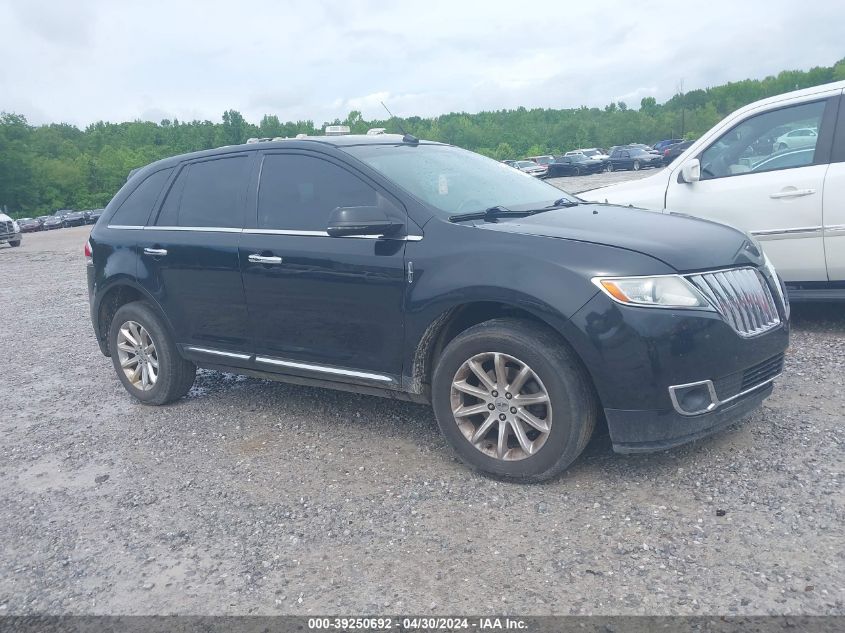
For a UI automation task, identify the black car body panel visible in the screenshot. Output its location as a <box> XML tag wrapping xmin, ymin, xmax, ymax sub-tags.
<box><xmin>88</xmin><ymin>135</ymin><xmax>790</xmax><ymax>455</ymax></box>
<box><xmin>608</xmin><ymin>147</ymin><xmax>663</xmax><ymax>170</ymax></box>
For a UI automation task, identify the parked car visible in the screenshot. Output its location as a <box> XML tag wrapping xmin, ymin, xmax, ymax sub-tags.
<box><xmin>501</xmin><ymin>160</ymin><xmax>517</xmax><ymax>167</ymax></box>
<box><xmin>774</xmin><ymin>127</ymin><xmax>817</xmax><ymax>151</ymax></box>
<box><xmin>42</xmin><ymin>216</ymin><xmax>64</xmax><ymax>230</ymax></box>
<box><xmin>88</xmin><ymin>134</ymin><xmax>790</xmax><ymax>481</ymax></box>
<box><xmin>607</xmin><ymin>147</ymin><xmax>663</xmax><ymax>171</ymax></box>
<box><xmin>525</xmin><ymin>155</ymin><xmax>555</xmax><ymax>166</ymax></box>
<box><xmin>653</xmin><ymin>139</ymin><xmax>684</xmax><ymax>153</ymax></box>
<box><xmin>565</xmin><ymin>148</ymin><xmax>609</xmax><ymax>160</ymax></box>
<box><xmin>546</xmin><ymin>154</ymin><xmax>607</xmax><ymax>177</ymax></box>
<box><xmin>513</xmin><ymin>160</ymin><xmax>548</xmax><ymax>178</ymax></box>
<box><xmin>0</xmin><ymin>212</ymin><xmax>22</xmax><ymax>247</ymax></box>
<box><xmin>662</xmin><ymin>140</ymin><xmax>693</xmax><ymax>164</ymax></box>
<box><xmin>18</xmin><ymin>217</ymin><xmax>43</xmax><ymax>232</ymax></box>
<box><xmin>580</xmin><ymin>80</ymin><xmax>845</xmax><ymax>299</ymax></box>
<box><xmin>85</xmin><ymin>209</ymin><xmax>104</xmax><ymax>224</ymax></box>
<box><xmin>62</xmin><ymin>210</ymin><xmax>87</xmax><ymax>227</ymax></box>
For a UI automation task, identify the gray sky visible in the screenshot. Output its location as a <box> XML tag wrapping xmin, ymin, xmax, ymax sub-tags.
<box><xmin>2</xmin><ymin>0</ymin><xmax>843</xmax><ymax>128</ymax></box>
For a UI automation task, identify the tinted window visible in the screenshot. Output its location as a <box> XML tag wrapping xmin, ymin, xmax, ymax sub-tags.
<box><xmin>111</xmin><ymin>168</ymin><xmax>173</xmax><ymax>226</ymax></box>
<box><xmin>258</xmin><ymin>154</ymin><xmax>386</xmax><ymax>231</ymax></box>
<box><xmin>157</xmin><ymin>156</ymin><xmax>251</xmax><ymax>227</ymax></box>
<box><xmin>700</xmin><ymin>101</ymin><xmax>825</xmax><ymax>180</ymax></box>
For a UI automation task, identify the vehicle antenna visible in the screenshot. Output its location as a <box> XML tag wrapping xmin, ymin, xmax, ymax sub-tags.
<box><xmin>380</xmin><ymin>101</ymin><xmax>418</xmax><ymax>145</ymax></box>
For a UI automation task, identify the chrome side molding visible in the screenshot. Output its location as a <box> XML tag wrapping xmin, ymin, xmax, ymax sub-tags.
<box><xmin>183</xmin><ymin>345</ymin><xmax>394</xmax><ymax>383</ymax></box>
<box><xmin>255</xmin><ymin>356</ymin><xmax>394</xmax><ymax>382</ymax></box>
<box><xmin>184</xmin><ymin>346</ymin><xmax>252</xmax><ymax>360</ymax></box>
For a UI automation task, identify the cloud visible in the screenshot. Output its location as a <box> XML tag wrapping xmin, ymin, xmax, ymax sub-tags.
<box><xmin>0</xmin><ymin>0</ymin><xmax>842</xmax><ymax>127</ymax></box>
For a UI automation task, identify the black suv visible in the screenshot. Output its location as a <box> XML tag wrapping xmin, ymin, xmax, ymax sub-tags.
<box><xmin>87</xmin><ymin>135</ymin><xmax>790</xmax><ymax>481</ymax></box>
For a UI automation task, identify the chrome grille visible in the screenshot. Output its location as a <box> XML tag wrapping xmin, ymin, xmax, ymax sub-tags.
<box><xmin>687</xmin><ymin>268</ymin><xmax>780</xmax><ymax>337</ymax></box>
<box><xmin>1</xmin><ymin>220</ymin><xmax>14</xmax><ymax>236</ymax></box>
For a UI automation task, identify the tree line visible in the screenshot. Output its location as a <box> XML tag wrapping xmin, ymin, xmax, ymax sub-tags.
<box><xmin>2</xmin><ymin>59</ymin><xmax>843</xmax><ymax>217</ymax></box>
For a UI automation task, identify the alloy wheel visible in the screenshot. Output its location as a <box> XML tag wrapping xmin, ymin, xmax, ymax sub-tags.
<box><xmin>450</xmin><ymin>352</ymin><xmax>553</xmax><ymax>461</ymax></box>
<box><xmin>115</xmin><ymin>320</ymin><xmax>159</xmax><ymax>391</ymax></box>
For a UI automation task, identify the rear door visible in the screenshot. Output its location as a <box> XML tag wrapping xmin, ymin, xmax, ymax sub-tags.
<box><xmin>239</xmin><ymin>150</ymin><xmax>408</xmax><ymax>386</ymax></box>
<box><xmin>666</xmin><ymin>96</ymin><xmax>838</xmax><ymax>282</ymax></box>
<box><xmin>823</xmin><ymin>92</ymin><xmax>845</xmax><ymax>280</ymax></box>
<box><xmin>139</xmin><ymin>152</ymin><xmax>255</xmax><ymax>357</ymax></box>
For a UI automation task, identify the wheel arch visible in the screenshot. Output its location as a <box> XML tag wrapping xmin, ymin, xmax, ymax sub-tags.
<box><xmin>94</xmin><ymin>279</ymin><xmax>175</xmax><ymax>356</ymax></box>
<box><xmin>407</xmin><ymin>300</ymin><xmax>598</xmax><ymax>403</ymax></box>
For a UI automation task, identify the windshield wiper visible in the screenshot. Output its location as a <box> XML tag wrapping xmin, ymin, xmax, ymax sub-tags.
<box><xmin>448</xmin><ymin>206</ymin><xmax>533</xmax><ymax>223</ymax></box>
<box><xmin>545</xmin><ymin>197</ymin><xmax>580</xmax><ymax>208</ymax></box>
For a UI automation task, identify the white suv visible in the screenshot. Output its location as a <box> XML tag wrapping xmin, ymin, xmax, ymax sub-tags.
<box><xmin>0</xmin><ymin>211</ymin><xmax>22</xmax><ymax>247</ymax></box>
<box><xmin>580</xmin><ymin>80</ymin><xmax>845</xmax><ymax>300</ymax></box>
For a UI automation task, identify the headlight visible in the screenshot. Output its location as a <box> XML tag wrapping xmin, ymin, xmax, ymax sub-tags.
<box><xmin>592</xmin><ymin>275</ymin><xmax>711</xmax><ymax>309</ymax></box>
<box><xmin>12</xmin><ymin>221</ymin><xmax>19</xmax><ymax>232</ymax></box>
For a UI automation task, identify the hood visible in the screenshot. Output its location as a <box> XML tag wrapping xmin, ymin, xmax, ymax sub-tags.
<box><xmin>473</xmin><ymin>203</ymin><xmax>763</xmax><ymax>272</ymax></box>
<box><xmin>0</xmin><ymin>212</ymin><xmax>11</xmax><ymax>222</ymax></box>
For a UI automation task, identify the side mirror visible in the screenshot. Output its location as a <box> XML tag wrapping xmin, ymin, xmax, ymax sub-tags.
<box><xmin>679</xmin><ymin>158</ymin><xmax>701</xmax><ymax>184</ymax></box>
<box><xmin>326</xmin><ymin>206</ymin><xmax>404</xmax><ymax>238</ymax></box>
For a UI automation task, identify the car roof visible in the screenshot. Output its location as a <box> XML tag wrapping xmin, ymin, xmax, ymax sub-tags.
<box><xmin>132</xmin><ymin>134</ymin><xmax>447</xmax><ymax>179</ymax></box>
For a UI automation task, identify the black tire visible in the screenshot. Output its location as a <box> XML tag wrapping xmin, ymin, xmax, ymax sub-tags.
<box><xmin>608</xmin><ymin>163</ymin><xmax>615</xmax><ymax>172</ymax></box>
<box><xmin>574</xmin><ymin>167</ymin><xmax>583</xmax><ymax>176</ymax></box>
<box><xmin>431</xmin><ymin>318</ymin><xmax>597</xmax><ymax>482</ymax></box>
<box><xmin>108</xmin><ymin>301</ymin><xmax>196</xmax><ymax>405</ymax></box>
<box><xmin>9</xmin><ymin>240</ymin><xmax>21</xmax><ymax>247</ymax></box>
<box><xmin>632</xmin><ymin>160</ymin><xmax>641</xmax><ymax>171</ymax></box>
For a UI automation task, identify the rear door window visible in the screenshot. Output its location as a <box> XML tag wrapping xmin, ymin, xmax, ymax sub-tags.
<box><xmin>157</xmin><ymin>155</ymin><xmax>251</xmax><ymax>228</ymax></box>
<box><xmin>110</xmin><ymin>168</ymin><xmax>173</xmax><ymax>226</ymax></box>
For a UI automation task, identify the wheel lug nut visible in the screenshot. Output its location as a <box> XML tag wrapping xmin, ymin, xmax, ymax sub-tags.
<box><xmin>487</xmin><ymin>403</ymin><xmax>495</xmax><ymax>410</ymax></box>
<box><xmin>498</xmin><ymin>414</ymin><xmax>506</xmax><ymax>421</ymax></box>
<box><xmin>510</xmin><ymin>407</ymin><xmax>517</xmax><ymax>414</ymax></box>
<box><xmin>505</xmin><ymin>392</ymin><xmax>512</xmax><ymax>399</ymax></box>
<box><xmin>491</xmin><ymin>390</ymin><xmax>499</xmax><ymax>397</ymax></box>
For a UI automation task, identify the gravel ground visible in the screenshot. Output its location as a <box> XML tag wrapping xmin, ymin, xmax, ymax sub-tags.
<box><xmin>0</xmin><ymin>219</ymin><xmax>842</xmax><ymax>617</ymax></box>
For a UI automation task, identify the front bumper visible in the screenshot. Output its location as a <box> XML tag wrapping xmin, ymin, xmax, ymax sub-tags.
<box><xmin>1</xmin><ymin>230</ymin><xmax>21</xmax><ymax>242</ymax></box>
<box><xmin>561</xmin><ymin>283</ymin><xmax>789</xmax><ymax>453</ymax></box>
<box><xmin>607</xmin><ymin>381</ymin><xmax>773</xmax><ymax>453</ymax></box>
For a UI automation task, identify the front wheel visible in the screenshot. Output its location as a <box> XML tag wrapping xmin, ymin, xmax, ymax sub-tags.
<box><xmin>632</xmin><ymin>160</ymin><xmax>641</xmax><ymax>171</ymax></box>
<box><xmin>108</xmin><ymin>301</ymin><xmax>196</xmax><ymax>405</ymax></box>
<box><xmin>608</xmin><ymin>163</ymin><xmax>615</xmax><ymax>172</ymax></box>
<box><xmin>9</xmin><ymin>240</ymin><xmax>21</xmax><ymax>247</ymax></box>
<box><xmin>431</xmin><ymin>318</ymin><xmax>597</xmax><ymax>482</ymax></box>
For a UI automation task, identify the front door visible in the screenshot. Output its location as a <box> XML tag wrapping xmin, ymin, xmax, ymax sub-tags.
<box><xmin>139</xmin><ymin>153</ymin><xmax>254</xmax><ymax>356</ymax></box>
<box><xmin>666</xmin><ymin>97</ymin><xmax>837</xmax><ymax>282</ymax></box>
<box><xmin>239</xmin><ymin>151</ymin><xmax>407</xmax><ymax>386</ymax></box>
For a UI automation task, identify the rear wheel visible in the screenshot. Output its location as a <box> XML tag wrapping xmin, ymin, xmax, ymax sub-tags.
<box><xmin>632</xmin><ymin>160</ymin><xmax>641</xmax><ymax>171</ymax></box>
<box><xmin>431</xmin><ymin>318</ymin><xmax>596</xmax><ymax>482</ymax></box>
<box><xmin>108</xmin><ymin>301</ymin><xmax>196</xmax><ymax>405</ymax></box>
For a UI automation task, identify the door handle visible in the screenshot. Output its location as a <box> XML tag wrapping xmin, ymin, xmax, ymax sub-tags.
<box><xmin>248</xmin><ymin>254</ymin><xmax>283</xmax><ymax>265</ymax></box>
<box><xmin>143</xmin><ymin>247</ymin><xmax>168</xmax><ymax>256</ymax></box>
<box><xmin>769</xmin><ymin>188</ymin><xmax>815</xmax><ymax>199</ymax></box>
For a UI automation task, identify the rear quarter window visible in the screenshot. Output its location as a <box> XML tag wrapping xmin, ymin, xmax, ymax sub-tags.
<box><xmin>109</xmin><ymin>168</ymin><xmax>173</xmax><ymax>226</ymax></box>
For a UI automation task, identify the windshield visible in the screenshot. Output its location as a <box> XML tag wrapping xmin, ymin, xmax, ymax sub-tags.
<box><xmin>582</xmin><ymin>150</ymin><xmax>599</xmax><ymax>156</ymax></box>
<box><xmin>344</xmin><ymin>144</ymin><xmax>577</xmax><ymax>216</ymax></box>
<box><xmin>532</xmin><ymin>156</ymin><xmax>553</xmax><ymax>165</ymax></box>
